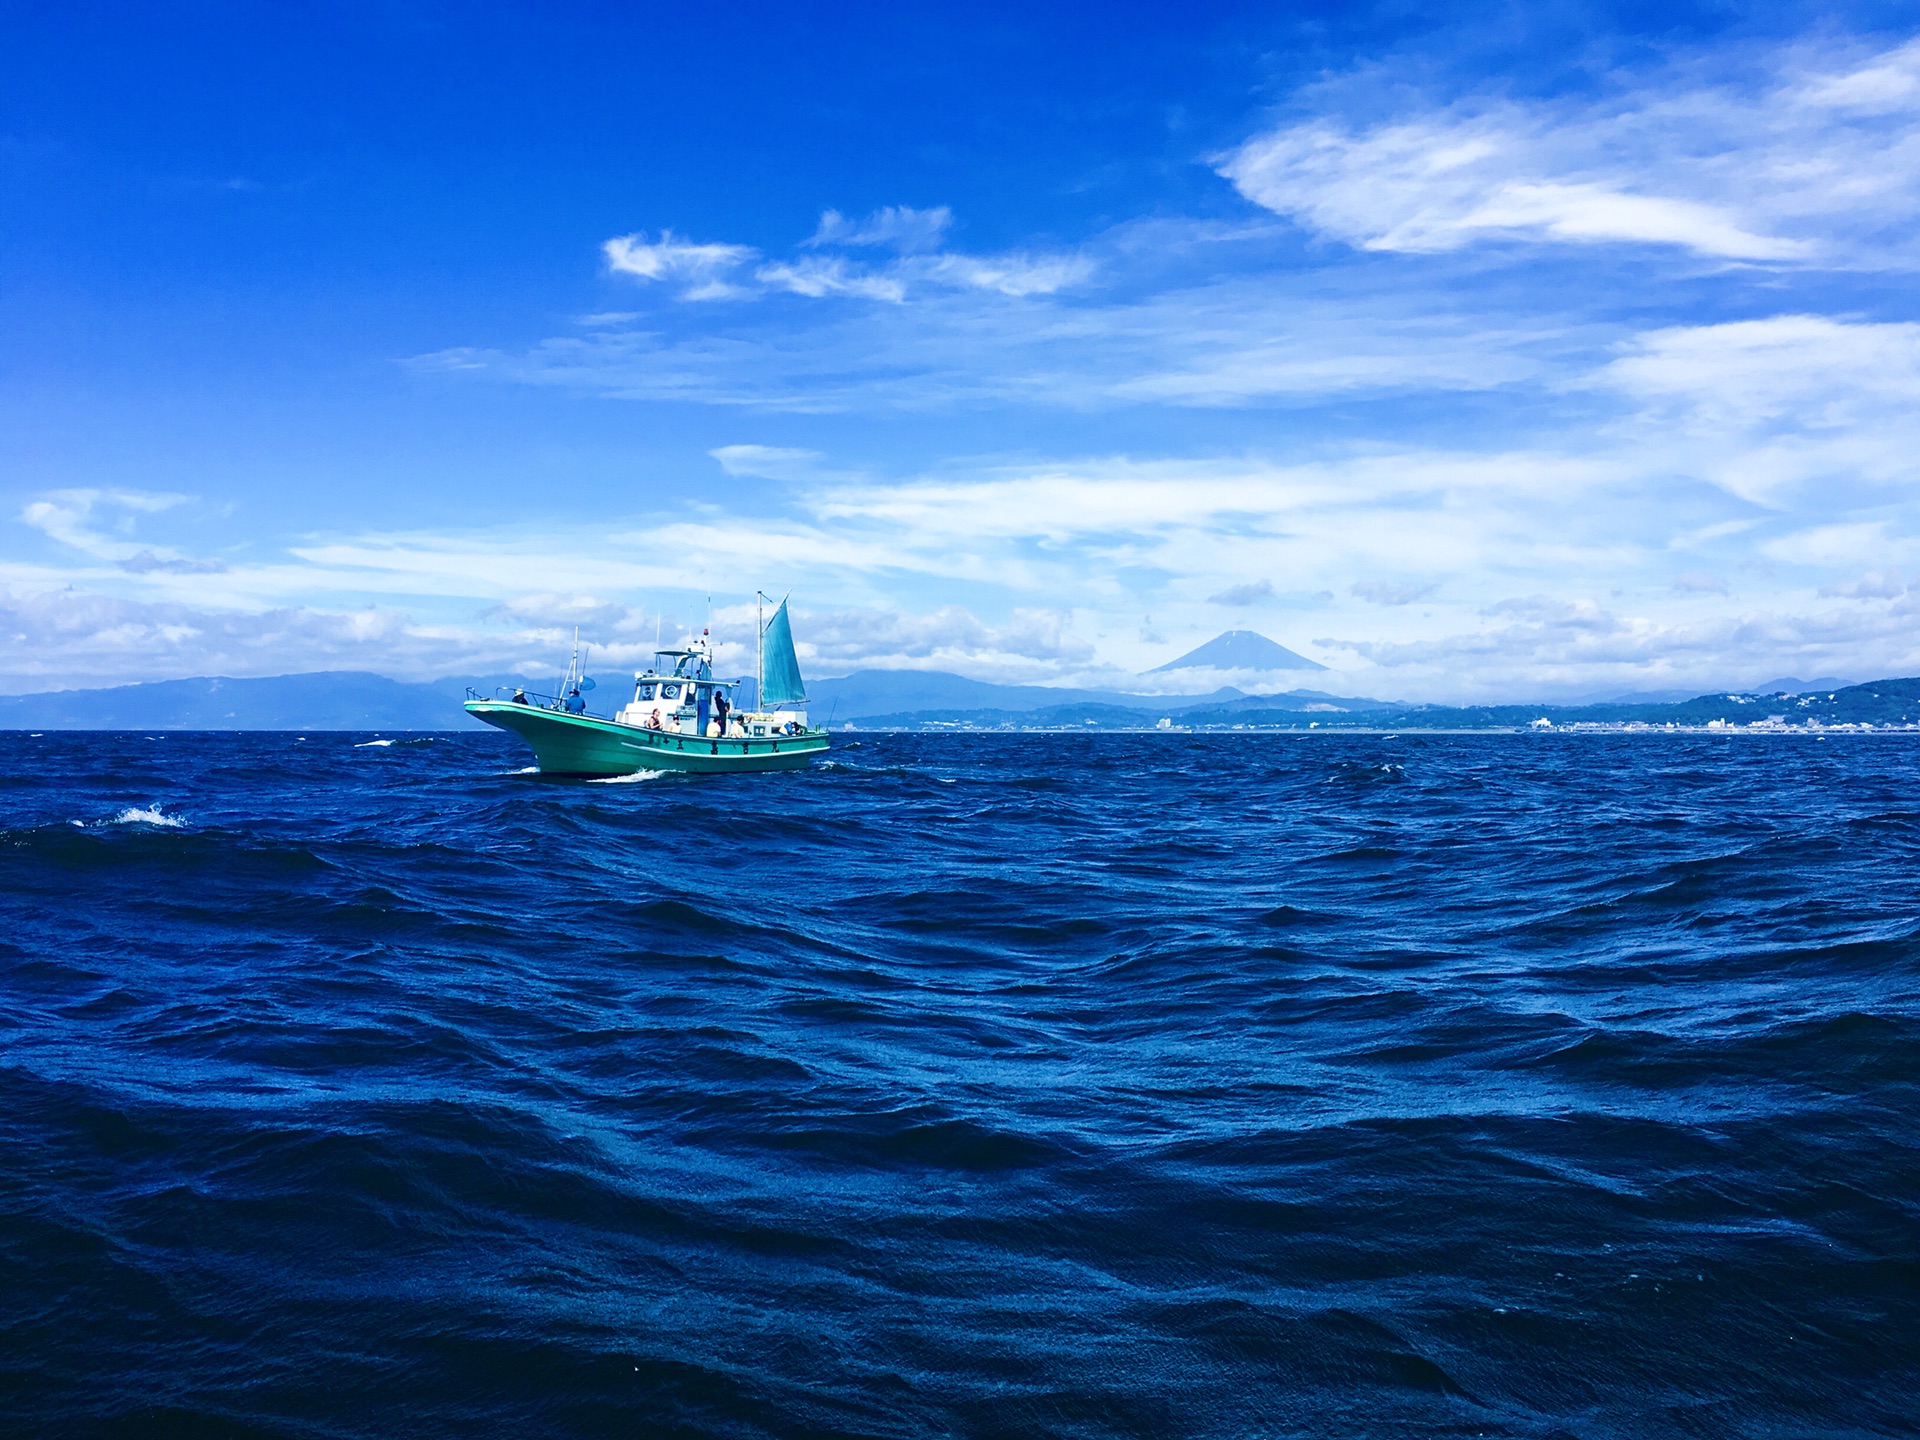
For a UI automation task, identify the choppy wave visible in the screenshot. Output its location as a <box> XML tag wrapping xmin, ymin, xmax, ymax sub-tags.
<box><xmin>64</xmin><ymin>805</ymin><xmax>187</xmax><ymax>829</ymax></box>
<box><xmin>2</xmin><ymin>729</ymin><xmax>1917</xmax><ymax>1438</ymax></box>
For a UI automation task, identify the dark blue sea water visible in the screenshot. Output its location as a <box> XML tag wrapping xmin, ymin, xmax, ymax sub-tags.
<box><xmin>3</xmin><ymin>730</ymin><xmax>1917</xmax><ymax>1438</ymax></box>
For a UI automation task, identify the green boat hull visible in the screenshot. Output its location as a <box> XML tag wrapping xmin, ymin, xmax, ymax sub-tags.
<box><xmin>465</xmin><ymin>700</ymin><xmax>828</xmax><ymax>776</ymax></box>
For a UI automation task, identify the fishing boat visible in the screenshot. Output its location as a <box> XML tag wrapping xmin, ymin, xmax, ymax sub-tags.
<box><xmin>464</xmin><ymin>596</ymin><xmax>829</xmax><ymax>776</ymax></box>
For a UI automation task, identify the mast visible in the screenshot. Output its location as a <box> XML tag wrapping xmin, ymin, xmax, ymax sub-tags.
<box><xmin>757</xmin><ymin>591</ymin><xmax>764</xmax><ymax>714</ymax></box>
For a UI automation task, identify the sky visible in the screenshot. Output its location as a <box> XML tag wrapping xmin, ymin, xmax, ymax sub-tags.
<box><xmin>6</xmin><ymin>1</ymin><xmax>1920</xmax><ymax>701</ymax></box>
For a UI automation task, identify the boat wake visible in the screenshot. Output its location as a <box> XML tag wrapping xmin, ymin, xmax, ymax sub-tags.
<box><xmin>588</xmin><ymin>770</ymin><xmax>670</xmax><ymax>785</ymax></box>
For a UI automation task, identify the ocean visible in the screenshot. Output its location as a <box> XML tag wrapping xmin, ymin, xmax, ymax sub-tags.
<box><xmin>2</xmin><ymin>730</ymin><xmax>1915</xmax><ymax>1437</ymax></box>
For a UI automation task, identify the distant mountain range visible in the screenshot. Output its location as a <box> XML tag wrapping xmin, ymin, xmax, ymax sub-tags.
<box><xmin>0</xmin><ymin>667</ymin><xmax>1386</xmax><ymax>730</ymax></box>
<box><xmin>0</xmin><ymin>667</ymin><xmax>1907</xmax><ymax>731</ymax></box>
<box><xmin>0</xmin><ymin>672</ymin><xmax>474</xmax><ymax>731</ymax></box>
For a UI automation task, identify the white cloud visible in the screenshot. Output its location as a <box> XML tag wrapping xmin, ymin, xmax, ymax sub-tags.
<box><xmin>1759</xmin><ymin>520</ymin><xmax>1906</xmax><ymax>569</ymax></box>
<box><xmin>1208</xmin><ymin>579</ymin><xmax>1274</xmax><ymax>606</ymax></box>
<box><xmin>6</xmin><ymin>420</ymin><xmax>1917</xmax><ymax>698</ymax></box>
<box><xmin>1587</xmin><ymin>315</ymin><xmax>1920</xmax><ymax>504</ymax></box>
<box><xmin>1351</xmin><ymin>579</ymin><xmax>1438</xmax><ymax>605</ymax></box>
<box><xmin>20</xmin><ymin>489</ymin><xmax>200</xmax><ymax>564</ymax></box>
<box><xmin>1315</xmin><ymin>591</ymin><xmax>1920</xmax><ymax>698</ymax></box>
<box><xmin>799</xmin><ymin>604</ymin><xmax>1093</xmax><ymax>673</ymax></box>
<box><xmin>1792</xmin><ymin>36</ymin><xmax>1920</xmax><ymax>113</ymax></box>
<box><xmin>1219</xmin><ymin>36</ymin><xmax>1920</xmax><ymax>265</ymax></box>
<box><xmin>808</xmin><ymin>205</ymin><xmax>952</xmax><ymax>251</ymax></box>
<box><xmin>709</xmin><ymin>445</ymin><xmax>825</xmax><ymax>479</ymax></box>
<box><xmin>429</xmin><ymin>263</ymin><xmax>1552</xmax><ymax>412</ymax></box>
<box><xmin>1595</xmin><ymin>315</ymin><xmax>1920</xmax><ymax>426</ymax></box>
<box><xmin>0</xmin><ymin>586</ymin><xmax>466</xmax><ymax>687</ymax></box>
<box><xmin>922</xmin><ymin>252</ymin><xmax>1095</xmax><ymax>296</ymax></box>
<box><xmin>1819</xmin><ymin>567</ymin><xmax>1907</xmax><ymax>599</ymax></box>
<box><xmin>1672</xmin><ymin>570</ymin><xmax>1730</xmax><ymax>594</ymax></box>
<box><xmin>603</xmin><ymin>231</ymin><xmax>757</xmax><ymax>299</ymax></box>
<box><xmin>1223</xmin><ymin>119</ymin><xmax>1801</xmax><ymax>259</ymax></box>
<box><xmin>756</xmin><ymin>257</ymin><xmax>906</xmax><ymax>302</ymax></box>
<box><xmin>594</xmin><ymin>207</ymin><xmax>1089</xmax><ymax>313</ymax></box>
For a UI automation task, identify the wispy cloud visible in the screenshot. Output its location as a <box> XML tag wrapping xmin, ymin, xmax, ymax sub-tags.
<box><xmin>801</xmin><ymin>604</ymin><xmax>1092</xmax><ymax>671</ymax></box>
<box><xmin>709</xmin><ymin>444</ymin><xmax>826</xmax><ymax>479</ymax></box>
<box><xmin>1207</xmin><ymin>579</ymin><xmax>1274</xmax><ymax>606</ymax></box>
<box><xmin>1351</xmin><ymin>579</ymin><xmax>1438</xmax><ymax>606</ymax></box>
<box><xmin>1820</xmin><ymin>567</ymin><xmax>1906</xmax><ymax>599</ymax></box>
<box><xmin>0</xmin><ymin>586</ymin><xmax>465</xmax><ymax>687</ymax></box>
<box><xmin>807</xmin><ymin>205</ymin><xmax>952</xmax><ymax>251</ymax></box>
<box><xmin>9</xmin><ymin>395</ymin><xmax>1918</xmax><ymax>697</ymax></box>
<box><xmin>1590</xmin><ymin>315</ymin><xmax>1920</xmax><ymax>503</ymax></box>
<box><xmin>598</xmin><ymin>206</ymin><xmax>1090</xmax><ymax>312</ymax></box>
<box><xmin>418</xmin><ymin>262</ymin><xmax>1557</xmax><ymax>413</ymax></box>
<box><xmin>1220</xmin><ymin>36</ymin><xmax>1920</xmax><ymax>265</ymax></box>
<box><xmin>1594</xmin><ymin>315</ymin><xmax>1920</xmax><ymax>427</ymax></box>
<box><xmin>755</xmin><ymin>257</ymin><xmax>906</xmax><ymax>302</ymax></box>
<box><xmin>20</xmin><ymin>489</ymin><xmax>207</xmax><ymax>567</ymax></box>
<box><xmin>602</xmin><ymin>231</ymin><xmax>758</xmax><ymax>299</ymax></box>
<box><xmin>1317</xmin><ymin>592</ymin><xmax>1920</xmax><ymax>698</ymax></box>
<box><xmin>922</xmin><ymin>251</ymin><xmax>1094</xmax><ymax>296</ymax></box>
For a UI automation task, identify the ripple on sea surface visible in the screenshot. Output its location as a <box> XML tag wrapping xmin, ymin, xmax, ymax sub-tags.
<box><xmin>1</xmin><ymin>729</ymin><xmax>1917</xmax><ymax>1437</ymax></box>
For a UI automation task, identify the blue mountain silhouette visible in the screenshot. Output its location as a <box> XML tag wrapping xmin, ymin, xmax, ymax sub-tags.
<box><xmin>1148</xmin><ymin>630</ymin><xmax>1326</xmax><ymax>673</ymax></box>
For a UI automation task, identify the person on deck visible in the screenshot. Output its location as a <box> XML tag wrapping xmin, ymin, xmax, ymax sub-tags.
<box><xmin>646</xmin><ymin>708</ymin><xmax>663</xmax><ymax>730</ymax></box>
<box><xmin>712</xmin><ymin>689</ymin><xmax>730</xmax><ymax>736</ymax></box>
<box><xmin>511</xmin><ymin>687</ymin><xmax>531</xmax><ymax>705</ymax></box>
<box><xmin>564</xmin><ymin>687</ymin><xmax>585</xmax><ymax>714</ymax></box>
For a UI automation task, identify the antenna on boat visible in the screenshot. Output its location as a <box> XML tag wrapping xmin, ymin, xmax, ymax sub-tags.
<box><xmin>756</xmin><ymin>590</ymin><xmax>766</xmax><ymax>715</ymax></box>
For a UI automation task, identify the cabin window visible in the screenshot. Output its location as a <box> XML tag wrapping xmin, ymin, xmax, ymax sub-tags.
<box><xmin>636</xmin><ymin>683</ymin><xmax>656</xmax><ymax>701</ymax></box>
<box><xmin>660</xmin><ymin>683</ymin><xmax>681</xmax><ymax>699</ymax></box>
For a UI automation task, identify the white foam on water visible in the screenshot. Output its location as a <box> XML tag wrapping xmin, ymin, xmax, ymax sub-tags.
<box><xmin>512</xmin><ymin>765</ymin><xmax>540</xmax><ymax>775</ymax></box>
<box><xmin>355</xmin><ymin>739</ymin><xmax>396</xmax><ymax>748</ymax></box>
<box><xmin>110</xmin><ymin>807</ymin><xmax>185</xmax><ymax>828</ymax></box>
<box><xmin>589</xmin><ymin>770</ymin><xmax>668</xmax><ymax>784</ymax></box>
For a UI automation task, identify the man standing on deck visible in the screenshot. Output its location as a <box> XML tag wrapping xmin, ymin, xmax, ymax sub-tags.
<box><xmin>713</xmin><ymin>688</ymin><xmax>730</xmax><ymax>736</ymax></box>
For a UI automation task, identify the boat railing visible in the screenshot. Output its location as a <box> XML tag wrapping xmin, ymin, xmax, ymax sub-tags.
<box><xmin>467</xmin><ymin>684</ymin><xmax>605</xmax><ymax>717</ymax></box>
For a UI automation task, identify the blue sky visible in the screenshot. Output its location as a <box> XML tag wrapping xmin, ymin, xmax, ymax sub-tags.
<box><xmin>6</xmin><ymin>1</ymin><xmax>1920</xmax><ymax>699</ymax></box>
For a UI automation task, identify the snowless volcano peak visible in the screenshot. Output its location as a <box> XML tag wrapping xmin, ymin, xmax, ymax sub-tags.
<box><xmin>1148</xmin><ymin>630</ymin><xmax>1326</xmax><ymax>674</ymax></box>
